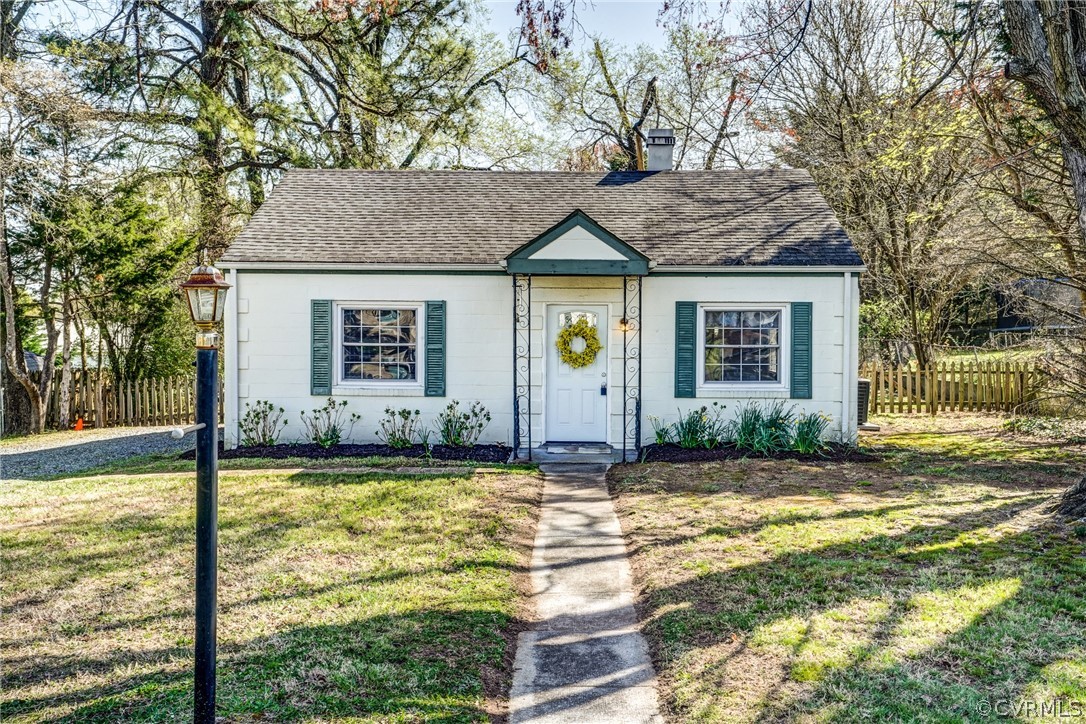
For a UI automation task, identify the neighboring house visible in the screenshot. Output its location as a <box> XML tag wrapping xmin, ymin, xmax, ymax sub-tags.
<box><xmin>994</xmin><ymin>278</ymin><xmax>1080</xmax><ymax>335</ymax></box>
<box><xmin>219</xmin><ymin>149</ymin><xmax>864</xmax><ymax>458</ymax></box>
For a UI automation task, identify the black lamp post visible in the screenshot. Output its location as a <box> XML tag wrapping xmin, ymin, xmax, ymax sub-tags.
<box><xmin>179</xmin><ymin>263</ymin><xmax>230</xmax><ymax>724</ymax></box>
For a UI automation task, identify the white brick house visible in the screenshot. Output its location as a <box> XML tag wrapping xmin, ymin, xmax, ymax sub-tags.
<box><xmin>218</xmin><ymin>168</ymin><xmax>864</xmax><ymax>458</ymax></box>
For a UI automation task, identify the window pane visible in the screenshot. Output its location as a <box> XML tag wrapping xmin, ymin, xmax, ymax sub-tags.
<box><xmin>741</xmin><ymin>329</ymin><xmax>764</xmax><ymax>346</ymax></box>
<box><xmin>344</xmin><ymin>307</ymin><xmax>419</xmax><ymax>382</ymax></box>
<box><xmin>384</xmin><ymin>363</ymin><xmax>414</xmax><ymax>380</ymax></box>
<box><xmin>558</xmin><ymin>311</ymin><xmax>598</xmax><ymax>327</ymax></box>
<box><xmin>703</xmin><ymin>308</ymin><xmax>782</xmax><ymax>384</ymax></box>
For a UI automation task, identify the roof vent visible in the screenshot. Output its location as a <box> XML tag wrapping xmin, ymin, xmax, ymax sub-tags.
<box><xmin>645</xmin><ymin>128</ymin><xmax>675</xmax><ymax>171</ymax></box>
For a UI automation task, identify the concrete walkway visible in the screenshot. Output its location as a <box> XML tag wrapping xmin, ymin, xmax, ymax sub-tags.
<box><xmin>510</xmin><ymin>463</ymin><xmax>662</xmax><ymax>724</ymax></box>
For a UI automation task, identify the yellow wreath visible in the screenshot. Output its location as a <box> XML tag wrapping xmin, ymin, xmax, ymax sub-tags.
<box><xmin>556</xmin><ymin>317</ymin><xmax>602</xmax><ymax>368</ymax></box>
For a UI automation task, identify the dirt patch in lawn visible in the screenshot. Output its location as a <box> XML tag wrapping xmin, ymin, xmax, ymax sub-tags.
<box><xmin>182</xmin><ymin>441</ymin><xmax>512</xmax><ymax>463</ymax></box>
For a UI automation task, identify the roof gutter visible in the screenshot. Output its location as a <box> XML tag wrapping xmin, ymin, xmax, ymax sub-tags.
<box><xmin>219</xmin><ymin>261</ymin><xmax>507</xmax><ymax>272</ymax></box>
<box><xmin>655</xmin><ymin>265</ymin><xmax>867</xmax><ymax>274</ymax></box>
<box><xmin>220</xmin><ymin>261</ymin><xmax>867</xmax><ymax>274</ymax></box>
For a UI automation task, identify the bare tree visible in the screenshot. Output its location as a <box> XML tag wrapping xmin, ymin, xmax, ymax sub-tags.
<box><xmin>1004</xmin><ymin>1</ymin><xmax>1086</xmax><ymax>247</ymax></box>
<box><xmin>750</xmin><ymin>0</ymin><xmax>987</xmax><ymax>368</ymax></box>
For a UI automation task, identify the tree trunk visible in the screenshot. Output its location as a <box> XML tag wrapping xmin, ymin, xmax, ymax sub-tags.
<box><xmin>1060</xmin><ymin>135</ymin><xmax>1086</xmax><ymax>262</ymax></box>
<box><xmin>233</xmin><ymin>67</ymin><xmax>265</xmax><ymax>209</ymax></box>
<box><xmin>1051</xmin><ymin>476</ymin><xmax>1086</xmax><ymax>519</ymax></box>
<box><xmin>57</xmin><ymin>287</ymin><xmax>73</xmax><ymax>428</ymax></box>
<box><xmin>195</xmin><ymin>1</ymin><xmax>231</xmax><ymax>259</ymax></box>
<box><xmin>0</xmin><ymin>189</ymin><xmax>47</xmax><ymax>433</ymax></box>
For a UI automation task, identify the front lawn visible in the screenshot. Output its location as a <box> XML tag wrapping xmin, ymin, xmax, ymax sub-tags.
<box><xmin>611</xmin><ymin>414</ymin><xmax>1086</xmax><ymax>722</ymax></box>
<box><xmin>2</xmin><ymin>466</ymin><xmax>541</xmax><ymax>722</ymax></box>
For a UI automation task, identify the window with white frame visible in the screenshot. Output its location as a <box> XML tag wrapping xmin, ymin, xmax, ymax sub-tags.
<box><xmin>703</xmin><ymin>308</ymin><xmax>783</xmax><ymax>383</ymax></box>
<box><xmin>340</xmin><ymin>306</ymin><xmax>420</xmax><ymax>382</ymax></box>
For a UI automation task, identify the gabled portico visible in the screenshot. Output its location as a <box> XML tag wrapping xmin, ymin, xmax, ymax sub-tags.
<box><xmin>505</xmin><ymin>210</ymin><xmax>649</xmax><ymax>462</ymax></box>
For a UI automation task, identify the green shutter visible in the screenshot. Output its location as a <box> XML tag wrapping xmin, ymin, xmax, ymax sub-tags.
<box><xmin>675</xmin><ymin>301</ymin><xmax>697</xmax><ymax>398</ymax></box>
<box><xmin>790</xmin><ymin>302</ymin><xmax>813</xmax><ymax>399</ymax></box>
<box><xmin>311</xmin><ymin>299</ymin><xmax>333</xmax><ymax>396</ymax></box>
<box><xmin>425</xmin><ymin>300</ymin><xmax>446</xmax><ymax>397</ymax></box>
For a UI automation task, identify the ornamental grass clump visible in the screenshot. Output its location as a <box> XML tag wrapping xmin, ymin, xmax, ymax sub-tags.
<box><xmin>435</xmin><ymin>400</ymin><xmax>492</xmax><ymax>447</ymax></box>
<box><xmin>377</xmin><ymin>407</ymin><xmax>423</xmax><ymax>449</ymax></box>
<box><xmin>731</xmin><ymin>401</ymin><xmax>794</xmax><ymax>455</ymax></box>
<box><xmin>793</xmin><ymin>412</ymin><xmax>832</xmax><ymax>454</ymax></box>
<box><xmin>239</xmin><ymin>400</ymin><xmax>287</xmax><ymax>447</ymax></box>
<box><xmin>299</xmin><ymin>398</ymin><xmax>360</xmax><ymax>448</ymax></box>
<box><xmin>673</xmin><ymin>402</ymin><xmax>728</xmax><ymax>449</ymax></box>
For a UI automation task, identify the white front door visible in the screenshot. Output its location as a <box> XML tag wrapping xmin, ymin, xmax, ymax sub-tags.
<box><xmin>546</xmin><ymin>305</ymin><xmax>608</xmax><ymax>442</ymax></box>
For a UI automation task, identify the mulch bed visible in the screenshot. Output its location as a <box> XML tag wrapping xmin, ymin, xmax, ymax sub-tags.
<box><xmin>639</xmin><ymin>442</ymin><xmax>877</xmax><ymax>463</ymax></box>
<box><xmin>180</xmin><ymin>442</ymin><xmax>512</xmax><ymax>463</ymax></box>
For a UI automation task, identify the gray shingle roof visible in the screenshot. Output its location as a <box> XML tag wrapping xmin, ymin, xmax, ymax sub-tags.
<box><xmin>221</xmin><ymin>169</ymin><xmax>863</xmax><ymax>267</ymax></box>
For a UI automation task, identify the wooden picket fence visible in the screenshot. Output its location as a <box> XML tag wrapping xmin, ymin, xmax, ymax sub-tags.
<box><xmin>861</xmin><ymin>361</ymin><xmax>1041</xmax><ymax>415</ymax></box>
<box><xmin>47</xmin><ymin>370</ymin><xmax>224</xmax><ymax>429</ymax></box>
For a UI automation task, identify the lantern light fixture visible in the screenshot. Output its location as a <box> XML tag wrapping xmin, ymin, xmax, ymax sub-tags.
<box><xmin>180</xmin><ymin>264</ymin><xmax>231</xmax><ymax>336</ymax></box>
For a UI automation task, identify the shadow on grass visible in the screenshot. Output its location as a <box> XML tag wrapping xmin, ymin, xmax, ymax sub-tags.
<box><xmin>632</xmin><ymin>485</ymin><xmax>1085</xmax><ymax>721</ymax></box>
<box><xmin>6</xmin><ymin>609</ymin><xmax>520</xmax><ymax>723</ymax></box>
<box><xmin>3</xmin><ymin>467</ymin><xmax>541</xmax><ymax>723</ymax></box>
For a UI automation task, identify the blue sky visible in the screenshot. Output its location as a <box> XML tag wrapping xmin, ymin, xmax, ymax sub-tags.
<box><xmin>482</xmin><ymin>1</ymin><xmax>669</xmax><ymax>49</ymax></box>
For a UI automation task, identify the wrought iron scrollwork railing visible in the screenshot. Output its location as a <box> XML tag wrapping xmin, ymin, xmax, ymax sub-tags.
<box><xmin>622</xmin><ymin>275</ymin><xmax>643</xmax><ymax>460</ymax></box>
<box><xmin>512</xmin><ymin>274</ymin><xmax>532</xmax><ymax>459</ymax></box>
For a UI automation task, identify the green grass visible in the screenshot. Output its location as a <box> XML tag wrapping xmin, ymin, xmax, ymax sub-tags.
<box><xmin>936</xmin><ymin>347</ymin><xmax>1044</xmax><ymax>365</ymax></box>
<box><xmin>2</xmin><ymin>467</ymin><xmax>541</xmax><ymax>722</ymax></box>
<box><xmin>611</xmin><ymin>419</ymin><xmax>1086</xmax><ymax>722</ymax></box>
<box><xmin>57</xmin><ymin>451</ymin><xmax>532</xmax><ymax>480</ymax></box>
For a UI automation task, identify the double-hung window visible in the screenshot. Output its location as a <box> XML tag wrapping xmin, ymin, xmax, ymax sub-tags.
<box><xmin>339</xmin><ymin>306</ymin><xmax>420</xmax><ymax>383</ymax></box>
<box><xmin>702</xmin><ymin>307</ymin><xmax>783</xmax><ymax>384</ymax></box>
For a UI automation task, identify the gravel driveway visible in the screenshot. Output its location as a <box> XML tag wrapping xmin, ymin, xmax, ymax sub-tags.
<box><xmin>2</xmin><ymin>427</ymin><xmax>199</xmax><ymax>480</ymax></box>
